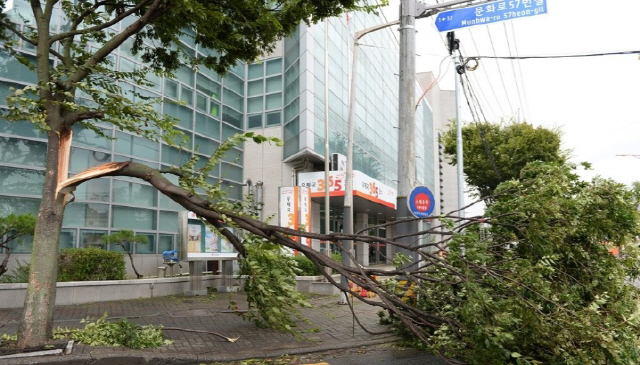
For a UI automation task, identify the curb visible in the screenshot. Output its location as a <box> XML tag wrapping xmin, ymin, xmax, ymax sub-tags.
<box><xmin>3</xmin><ymin>336</ymin><xmax>398</xmax><ymax>365</ymax></box>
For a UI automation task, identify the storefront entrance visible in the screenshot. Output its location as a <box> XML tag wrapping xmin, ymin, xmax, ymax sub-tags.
<box><xmin>368</xmin><ymin>216</ymin><xmax>387</xmax><ymax>265</ymax></box>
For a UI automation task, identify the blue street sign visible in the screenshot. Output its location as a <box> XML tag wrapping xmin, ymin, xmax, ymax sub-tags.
<box><xmin>407</xmin><ymin>186</ymin><xmax>435</xmax><ymax>218</ymax></box>
<box><xmin>435</xmin><ymin>0</ymin><xmax>547</xmax><ymax>32</ymax></box>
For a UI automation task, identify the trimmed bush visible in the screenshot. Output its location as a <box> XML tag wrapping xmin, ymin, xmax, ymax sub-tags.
<box><xmin>292</xmin><ymin>255</ymin><xmax>322</xmax><ymax>276</ymax></box>
<box><xmin>58</xmin><ymin>247</ymin><xmax>126</xmax><ymax>281</ymax></box>
<box><xmin>293</xmin><ymin>253</ymin><xmax>343</xmax><ymax>276</ymax></box>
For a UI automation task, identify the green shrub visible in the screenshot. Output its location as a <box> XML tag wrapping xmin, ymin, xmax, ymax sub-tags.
<box><xmin>331</xmin><ymin>252</ymin><xmax>342</xmax><ymax>264</ymax></box>
<box><xmin>293</xmin><ymin>253</ymin><xmax>343</xmax><ymax>276</ymax></box>
<box><xmin>58</xmin><ymin>247</ymin><xmax>126</xmax><ymax>281</ymax></box>
<box><xmin>0</xmin><ymin>260</ymin><xmax>30</xmax><ymax>283</ymax></box>
<box><xmin>292</xmin><ymin>255</ymin><xmax>322</xmax><ymax>276</ymax></box>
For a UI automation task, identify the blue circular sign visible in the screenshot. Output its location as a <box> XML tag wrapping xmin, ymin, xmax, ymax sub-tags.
<box><xmin>408</xmin><ymin>186</ymin><xmax>435</xmax><ymax>218</ymax></box>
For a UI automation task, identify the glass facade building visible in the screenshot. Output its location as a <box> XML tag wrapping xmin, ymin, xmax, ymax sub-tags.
<box><xmin>271</xmin><ymin>13</ymin><xmax>436</xmax><ymax>191</ymax></box>
<box><xmin>0</xmin><ymin>3</ymin><xmax>441</xmax><ymax>269</ymax></box>
<box><xmin>0</xmin><ymin>1</ymin><xmax>256</xmax><ymax>256</ymax></box>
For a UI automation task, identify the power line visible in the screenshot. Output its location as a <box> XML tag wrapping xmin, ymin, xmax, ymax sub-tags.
<box><xmin>486</xmin><ymin>26</ymin><xmax>514</xmax><ymax>116</ymax></box>
<box><xmin>502</xmin><ymin>22</ymin><xmax>525</xmax><ymax>121</ymax></box>
<box><xmin>470</xmin><ymin>49</ymin><xmax>640</xmax><ymax>60</ymax></box>
<box><xmin>467</xmin><ymin>29</ymin><xmax>504</xmax><ymax>117</ymax></box>
<box><xmin>458</xmin><ymin>42</ymin><xmax>497</xmax><ymax>118</ymax></box>
<box><xmin>467</xmin><ymin>60</ymin><xmax>497</xmax><ymax>117</ymax></box>
<box><xmin>510</xmin><ymin>22</ymin><xmax>530</xmax><ymax>121</ymax></box>
<box><xmin>457</xmin><ymin>61</ymin><xmax>501</xmax><ymax>180</ymax></box>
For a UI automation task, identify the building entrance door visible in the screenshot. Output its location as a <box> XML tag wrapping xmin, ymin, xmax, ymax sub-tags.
<box><xmin>319</xmin><ymin>206</ymin><xmax>343</xmax><ymax>255</ymax></box>
<box><xmin>368</xmin><ymin>216</ymin><xmax>387</xmax><ymax>265</ymax></box>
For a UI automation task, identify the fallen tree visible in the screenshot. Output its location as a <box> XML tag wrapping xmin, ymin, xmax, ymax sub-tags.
<box><xmin>59</xmin><ymin>138</ymin><xmax>640</xmax><ymax>365</ymax></box>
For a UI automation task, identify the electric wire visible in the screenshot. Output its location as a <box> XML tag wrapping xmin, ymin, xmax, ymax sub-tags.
<box><xmin>510</xmin><ymin>22</ymin><xmax>530</xmax><ymax>120</ymax></box>
<box><xmin>459</xmin><ymin>72</ymin><xmax>501</xmax><ymax>180</ymax></box>
<box><xmin>459</xmin><ymin>42</ymin><xmax>498</xmax><ymax>118</ymax></box>
<box><xmin>502</xmin><ymin>22</ymin><xmax>525</xmax><ymax>121</ymax></box>
<box><xmin>457</xmin><ymin>47</ymin><xmax>501</xmax><ymax>180</ymax></box>
<box><xmin>468</xmin><ymin>29</ymin><xmax>504</xmax><ymax>117</ymax></box>
<box><xmin>415</xmin><ymin>55</ymin><xmax>452</xmax><ymax>109</ymax></box>
<box><xmin>465</xmin><ymin>72</ymin><xmax>492</xmax><ymax>127</ymax></box>
<box><xmin>486</xmin><ymin>26</ymin><xmax>514</xmax><ymax>116</ymax></box>
<box><xmin>470</xmin><ymin>49</ymin><xmax>640</xmax><ymax>59</ymax></box>
<box><xmin>467</xmin><ymin>68</ymin><xmax>497</xmax><ymax>118</ymax></box>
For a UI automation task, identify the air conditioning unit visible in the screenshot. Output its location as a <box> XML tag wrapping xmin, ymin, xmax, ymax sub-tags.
<box><xmin>330</xmin><ymin>153</ymin><xmax>347</xmax><ymax>171</ymax></box>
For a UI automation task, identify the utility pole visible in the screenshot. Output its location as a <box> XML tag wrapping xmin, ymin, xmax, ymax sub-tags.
<box><xmin>448</xmin><ymin>31</ymin><xmax>465</xmax><ymax>217</ymax></box>
<box><xmin>396</xmin><ymin>0</ymin><xmax>419</xmax><ymax>264</ymax></box>
<box><xmin>395</xmin><ymin>0</ymin><xmax>481</xmax><ymax>262</ymax></box>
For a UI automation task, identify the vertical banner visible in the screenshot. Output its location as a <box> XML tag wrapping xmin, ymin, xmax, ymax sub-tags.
<box><xmin>279</xmin><ymin>187</ymin><xmax>299</xmax><ymax>243</ymax></box>
<box><xmin>299</xmin><ymin>187</ymin><xmax>312</xmax><ymax>247</ymax></box>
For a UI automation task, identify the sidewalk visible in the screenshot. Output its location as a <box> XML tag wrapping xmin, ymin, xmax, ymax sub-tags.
<box><xmin>0</xmin><ymin>292</ymin><xmax>397</xmax><ymax>364</ymax></box>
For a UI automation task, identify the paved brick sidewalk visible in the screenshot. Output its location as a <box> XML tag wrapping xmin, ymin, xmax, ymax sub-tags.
<box><xmin>0</xmin><ymin>293</ymin><xmax>396</xmax><ymax>364</ymax></box>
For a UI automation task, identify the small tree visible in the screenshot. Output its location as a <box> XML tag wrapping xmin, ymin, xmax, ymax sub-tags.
<box><xmin>0</xmin><ymin>213</ymin><xmax>36</xmax><ymax>278</ymax></box>
<box><xmin>101</xmin><ymin>230</ymin><xmax>147</xmax><ymax>279</ymax></box>
<box><xmin>441</xmin><ymin>120</ymin><xmax>567</xmax><ymax>199</ymax></box>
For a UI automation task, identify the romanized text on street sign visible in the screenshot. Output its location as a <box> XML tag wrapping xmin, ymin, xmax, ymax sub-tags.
<box><xmin>435</xmin><ymin>0</ymin><xmax>547</xmax><ymax>32</ymax></box>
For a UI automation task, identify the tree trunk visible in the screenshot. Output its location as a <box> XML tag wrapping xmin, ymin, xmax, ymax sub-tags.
<box><xmin>122</xmin><ymin>244</ymin><xmax>142</xmax><ymax>279</ymax></box>
<box><xmin>0</xmin><ymin>247</ymin><xmax>13</xmax><ymax>277</ymax></box>
<box><xmin>17</xmin><ymin>130</ymin><xmax>67</xmax><ymax>348</ymax></box>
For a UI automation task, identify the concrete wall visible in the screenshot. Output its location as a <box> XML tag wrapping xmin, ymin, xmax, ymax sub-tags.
<box><xmin>0</xmin><ymin>275</ymin><xmax>337</xmax><ymax>309</ymax></box>
<box><xmin>0</xmin><ymin>276</ymin><xmax>223</xmax><ymax>309</ymax></box>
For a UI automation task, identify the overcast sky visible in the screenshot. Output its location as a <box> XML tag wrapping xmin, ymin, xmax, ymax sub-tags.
<box><xmin>382</xmin><ymin>0</ymin><xmax>640</xmax><ymax>191</ymax></box>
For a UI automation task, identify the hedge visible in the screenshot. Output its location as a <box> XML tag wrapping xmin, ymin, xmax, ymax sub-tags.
<box><xmin>58</xmin><ymin>247</ymin><xmax>126</xmax><ymax>281</ymax></box>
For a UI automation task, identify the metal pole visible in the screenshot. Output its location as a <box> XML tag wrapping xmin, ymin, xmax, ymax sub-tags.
<box><xmin>340</xmin><ymin>37</ymin><xmax>359</xmax><ymax>304</ymax></box>
<box><xmin>454</xmin><ymin>57</ymin><xmax>465</xmax><ymax>217</ymax></box>
<box><xmin>396</xmin><ymin>0</ymin><xmax>418</xmax><ymax>265</ymax></box>
<box><xmin>324</xmin><ymin>19</ymin><xmax>331</xmax><ymax>256</ymax></box>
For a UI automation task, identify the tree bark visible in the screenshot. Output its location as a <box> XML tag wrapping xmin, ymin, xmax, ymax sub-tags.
<box><xmin>0</xmin><ymin>246</ymin><xmax>13</xmax><ymax>277</ymax></box>
<box><xmin>17</xmin><ymin>130</ymin><xmax>67</xmax><ymax>348</ymax></box>
<box><xmin>123</xmin><ymin>244</ymin><xmax>142</xmax><ymax>279</ymax></box>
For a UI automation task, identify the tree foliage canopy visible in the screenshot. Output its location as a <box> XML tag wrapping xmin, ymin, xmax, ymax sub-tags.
<box><xmin>441</xmin><ymin>120</ymin><xmax>567</xmax><ymax>199</ymax></box>
<box><xmin>391</xmin><ymin>162</ymin><xmax>640</xmax><ymax>364</ymax></box>
<box><xmin>0</xmin><ymin>0</ymin><xmax>377</xmax><ymax>141</ymax></box>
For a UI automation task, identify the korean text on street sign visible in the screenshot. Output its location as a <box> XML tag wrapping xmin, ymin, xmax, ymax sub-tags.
<box><xmin>435</xmin><ymin>0</ymin><xmax>547</xmax><ymax>32</ymax></box>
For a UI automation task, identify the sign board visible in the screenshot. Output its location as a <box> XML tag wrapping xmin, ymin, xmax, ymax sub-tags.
<box><xmin>179</xmin><ymin>211</ymin><xmax>239</xmax><ymax>260</ymax></box>
<box><xmin>279</xmin><ymin>187</ymin><xmax>299</xmax><ymax>242</ymax></box>
<box><xmin>435</xmin><ymin>0</ymin><xmax>547</xmax><ymax>32</ymax></box>
<box><xmin>298</xmin><ymin>170</ymin><xmax>397</xmax><ymax>209</ymax></box>
<box><xmin>407</xmin><ymin>186</ymin><xmax>435</xmax><ymax>218</ymax></box>
<box><xmin>278</xmin><ymin>186</ymin><xmax>312</xmax><ymax>247</ymax></box>
<box><xmin>299</xmin><ymin>187</ymin><xmax>312</xmax><ymax>247</ymax></box>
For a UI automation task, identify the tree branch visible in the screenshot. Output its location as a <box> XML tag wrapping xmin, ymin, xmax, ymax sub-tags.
<box><xmin>49</xmin><ymin>0</ymin><xmax>155</xmax><ymax>44</ymax></box>
<box><xmin>65</xmin><ymin>0</ymin><xmax>165</xmax><ymax>86</ymax></box>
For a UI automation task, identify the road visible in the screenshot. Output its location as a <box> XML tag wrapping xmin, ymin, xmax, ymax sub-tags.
<box><xmin>295</xmin><ymin>343</ymin><xmax>449</xmax><ymax>365</ymax></box>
